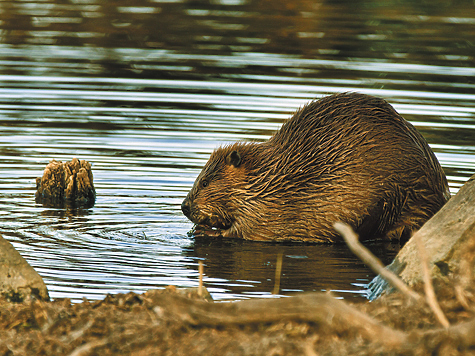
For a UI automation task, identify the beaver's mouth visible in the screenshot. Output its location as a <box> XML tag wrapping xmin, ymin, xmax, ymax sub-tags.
<box><xmin>182</xmin><ymin>199</ymin><xmax>233</xmax><ymax>236</ymax></box>
<box><xmin>188</xmin><ymin>212</ymin><xmax>233</xmax><ymax>237</ymax></box>
<box><xmin>191</xmin><ymin>213</ymin><xmax>232</xmax><ymax>231</ymax></box>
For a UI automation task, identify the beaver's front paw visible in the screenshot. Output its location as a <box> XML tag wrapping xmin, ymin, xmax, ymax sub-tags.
<box><xmin>188</xmin><ymin>224</ymin><xmax>223</xmax><ymax>238</ymax></box>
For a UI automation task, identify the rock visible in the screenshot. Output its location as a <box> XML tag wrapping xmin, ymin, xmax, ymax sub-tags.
<box><xmin>35</xmin><ymin>158</ymin><xmax>95</xmax><ymax>208</ymax></box>
<box><xmin>0</xmin><ymin>234</ymin><xmax>50</xmax><ymax>302</ymax></box>
<box><xmin>368</xmin><ymin>174</ymin><xmax>475</xmax><ymax>300</ymax></box>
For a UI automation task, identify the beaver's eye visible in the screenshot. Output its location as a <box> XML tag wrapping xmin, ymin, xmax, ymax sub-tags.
<box><xmin>201</xmin><ymin>180</ymin><xmax>209</xmax><ymax>188</ymax></box>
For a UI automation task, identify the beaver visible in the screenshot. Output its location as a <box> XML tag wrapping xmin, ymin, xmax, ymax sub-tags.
<box><xmin>181</xmin><ymin>92</ymin><xmax>450</xmax><ymax>243</ymax></box>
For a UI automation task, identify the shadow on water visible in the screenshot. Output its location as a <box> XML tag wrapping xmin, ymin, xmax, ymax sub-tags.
<box><xmin>0</xmin><ymin>0</ymin><xmax>474</xmax><ymax>302</ymax></box>
<box><xmin>188</xmin><ymin>236</ymin><xmax>400</xmax><ymax>300</ymax></box>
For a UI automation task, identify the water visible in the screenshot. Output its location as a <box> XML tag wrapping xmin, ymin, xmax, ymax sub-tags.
<box><xmin>0</xmin><ymin>0</ymin><xmax>474</xmax><ymax>302</ymax></box>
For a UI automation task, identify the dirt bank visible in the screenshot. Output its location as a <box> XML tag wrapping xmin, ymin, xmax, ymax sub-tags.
<box><xmin>0</xmin><ymin>259</ymin><xmax>474</xmax><ymax>356</ymax></box>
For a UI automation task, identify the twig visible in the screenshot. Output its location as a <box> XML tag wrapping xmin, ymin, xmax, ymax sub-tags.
<box><xmin>454</xmin><ymin>284</ymin><xmax>471</xmax><ymax>310</ymax></box>
<box><xmin>198</xmin><ymin>260</ymin><xmax>204</xmax><ymax>297</ymax></box>
<box><xmin>67</xmin><ymin>338</ymin><xmax>109</xmax><ymax>356</ymax></box>
<box><xmin>333</xmin><ymin>222</ymin><xmax>422</xmax><ymax>302</ymax></box>
<box><xmin>273</xmin><ymin>252</ymin><xmax>283</xmax><ymax>295</ymax></box>
<box><xmin>60</xmin><ymin>319</ymin><xmax>94</xmax><ymax>344</ymax></box>
<box><xmin>415</xmin><ymin>234</ymin><xmax>450</xmax><ymax>328</ymax></box>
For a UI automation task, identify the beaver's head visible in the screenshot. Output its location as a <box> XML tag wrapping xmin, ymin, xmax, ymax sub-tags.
<box><xmin>181</xmin><ymin>144</ymin><xmax>250</xmax><ymax>235</ymax></box>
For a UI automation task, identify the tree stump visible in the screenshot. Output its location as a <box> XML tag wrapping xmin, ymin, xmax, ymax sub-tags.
<box><xmin>35</xmin><ymin>158</ymin><xmax>95</xmax><ymax>208</ymax></box>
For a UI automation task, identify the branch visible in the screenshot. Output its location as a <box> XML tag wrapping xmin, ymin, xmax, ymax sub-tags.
<box><xmin>333</xmin><ymin>222</ymin><xmax>422</xmax><ymax>302</ymax></box>
<box><xmin>415</xmin><ymin>234</ymin><xmax>450</xmax><ymax>328</ymax></box>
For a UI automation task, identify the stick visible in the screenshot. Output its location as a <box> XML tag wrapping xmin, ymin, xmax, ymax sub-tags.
<box><xmin>273</xmin><ymin>252</ymin><xmax>283</xmax><ymax>295</ymax></box>
<box><xmin>415</xmin><ymin>234</ymin><xmax>450</xmax><ymax>328</ymax></box>
<box><xmin>198</xmin><ymin>260</ymin><xmax>204</xmax><ymax>297</ymax></box>
<box><xmin>333</xmin><ymin>222</ymin><xmax>422</xmax><ymax>302</ymax></box>
<box><xmin>68</xmin><ymin>338</ymin><xmax>109</xmax><ymax>356</ymax></box>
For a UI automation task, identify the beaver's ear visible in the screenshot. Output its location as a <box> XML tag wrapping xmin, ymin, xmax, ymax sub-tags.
<box><xmin>226</xmin><ymin>150</ymin><xmax>241</xmax><ymax>167</ymax></box>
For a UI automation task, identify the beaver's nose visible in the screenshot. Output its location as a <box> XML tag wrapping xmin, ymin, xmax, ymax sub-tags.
<box><xmin>181</xmin><ymin>198</ymin><xmax>191</xmax><ymax>218</ymax></box>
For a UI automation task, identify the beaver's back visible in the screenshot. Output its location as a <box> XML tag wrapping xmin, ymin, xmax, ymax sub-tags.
<box><xmin>252</xmin><ymin>93</ymin><xmax>449</xmax><ymax>241</ymax></box>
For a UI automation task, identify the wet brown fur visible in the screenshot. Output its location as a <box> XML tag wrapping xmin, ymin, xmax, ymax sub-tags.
<box><xmin>182</xmin><ymin>93</ymin><xmax>450</xmax><ymax>242</ymax></box>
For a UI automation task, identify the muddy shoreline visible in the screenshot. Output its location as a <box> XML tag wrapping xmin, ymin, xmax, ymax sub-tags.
<box><xmin>0</xmin><ymin>274</ymin><xmax>474</xmax><ymax>356</ymax></box>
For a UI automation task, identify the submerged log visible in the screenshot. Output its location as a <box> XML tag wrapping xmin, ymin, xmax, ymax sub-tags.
<box><xmin>35</xmin><ymin>158</ymin><xmax>95</xmax><ymax>208</ymax></box>
<box><xmin>368</xmin><ymin>174</ymin><xmax>475</xmax><ymax>299</ymax></box>
<box><xmin>0</xmin><ymin>234</ymin><xmax>49</xmax><ymax>302</ymax></box>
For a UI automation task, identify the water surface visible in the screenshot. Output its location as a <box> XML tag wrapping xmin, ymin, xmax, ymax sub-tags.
<box><xmin>0</xmin><ymin>0</ymin><xmax>474</xmax><ymax>302</ymax></box>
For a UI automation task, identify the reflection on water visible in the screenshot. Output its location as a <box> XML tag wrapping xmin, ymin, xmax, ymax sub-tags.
<box><xmin>0</xmin><ymin>0</ymin><xmax>474</xmax><ymax>302</ymax></box>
